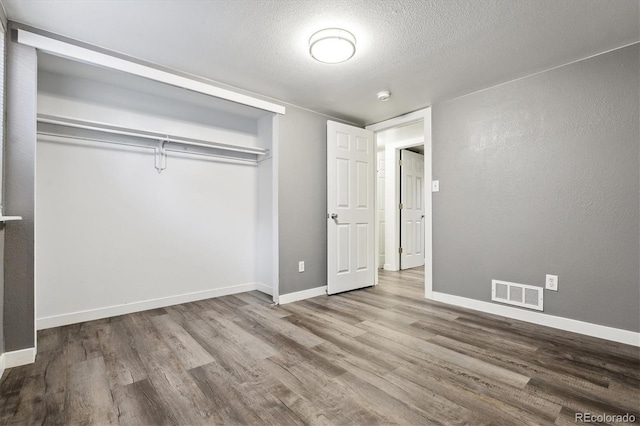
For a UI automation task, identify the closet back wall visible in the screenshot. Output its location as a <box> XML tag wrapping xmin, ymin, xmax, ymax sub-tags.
<box><xmin>36</xmin><ymin>68</ymin><xmax>263</xmax><ymax>328</ymax></box>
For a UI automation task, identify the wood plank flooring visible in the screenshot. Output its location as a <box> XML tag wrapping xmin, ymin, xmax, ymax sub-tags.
<box><xmin>1</xmin><ymin>268</ymin><xmax>638</xmax><ymax>425</ymax></box>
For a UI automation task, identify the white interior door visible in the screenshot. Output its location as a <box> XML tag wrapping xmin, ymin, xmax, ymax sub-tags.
<box><xmin>400</xmin><ymin>149</ymin><xmax>425</xmax><ymax>270</ymax></box>
<box><xmin>327</xmin><ymin>120</ymin><xmax>375</xmax><ymax>295</ymax></box>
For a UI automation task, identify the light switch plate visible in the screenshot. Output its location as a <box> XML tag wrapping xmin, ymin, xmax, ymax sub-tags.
<box><xmin>432</xmin><ymin>180</ymin><xmax>440</xmax><ymax>192</ymax></box>
<box><xmin>298</xmin><ymin>261</ymin><xmax>305</xmax><ymax>273</ymax></box>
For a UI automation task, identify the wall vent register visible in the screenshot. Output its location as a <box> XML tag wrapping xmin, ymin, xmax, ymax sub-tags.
<box><xmin>491</xmin><ymin>279</ymin><xmax>543</xmax><ymax>311</ymax></box>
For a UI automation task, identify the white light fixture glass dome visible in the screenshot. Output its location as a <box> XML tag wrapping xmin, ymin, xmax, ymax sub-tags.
<box><xmin>309</xmin><ymin>28</ymin><xmax>356</xmax><ymax>64</ymax></box>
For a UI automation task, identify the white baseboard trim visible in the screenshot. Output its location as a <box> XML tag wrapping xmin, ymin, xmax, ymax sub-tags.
<box><xmin>278</xmin><ymin>285</ymin><xmax>327</xmax><ymax>305</ymax></box>
<box><xmin>2</xmin><ymin>347</ymin><xmax>37</xmax><ymax>372</ymax></box>
<box><xmin>0</xmin><ymin>353</ymin><xmax>4</xmax><ymax>379</ymax></box>
<box><xmin>431</xmin><ymin>292</ymin><xmax>640</xmax><ymax>347</ymax></box>
<box><xmin>37</xmin><ymin>282</ymin><xmax>260</xmax><ymax>330</ymax></box>
<box><xmin>255</xmin><ymin>282</ymin><xmax>273</xmax><ymax>296</ymax></box>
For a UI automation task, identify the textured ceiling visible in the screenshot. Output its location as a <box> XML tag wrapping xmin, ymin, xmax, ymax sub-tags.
<box><xmin>2</xmin><ymin>0</ymin><xmax>639</xmax><ymax>125</ymax></box>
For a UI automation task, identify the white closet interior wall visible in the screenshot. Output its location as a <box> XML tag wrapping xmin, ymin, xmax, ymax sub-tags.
<box><xmin>35</xmin><ymin>54</ymin><xmax>277</xmax><ymax>328</ymax></box>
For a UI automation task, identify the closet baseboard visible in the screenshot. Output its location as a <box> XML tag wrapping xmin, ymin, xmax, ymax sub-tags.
<box><xmin>1</xmin><ymin>347</ymin><xmax>37</xmax><ymax>375</ymax></box>
<box><xmin>278</xmin><ymin>286</ymin><xmax>327</xmax><ymax>304</ymax></box>
<box><xmin>37</xmin><ymin>282</ymin><xmax>261</xmax><ymax>330</ymax></box>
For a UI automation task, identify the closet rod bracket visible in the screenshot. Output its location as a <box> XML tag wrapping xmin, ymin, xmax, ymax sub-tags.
<box><xmin>155</xmin><ymin>139</ymin><xmax>168</xmax><ymax>173</ymax></box>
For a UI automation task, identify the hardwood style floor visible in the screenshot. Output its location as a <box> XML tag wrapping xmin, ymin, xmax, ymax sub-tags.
<box><xmin>1</xmin><ymin>268</ymin><xmax>638</xmax><ymax>425</ymax></box>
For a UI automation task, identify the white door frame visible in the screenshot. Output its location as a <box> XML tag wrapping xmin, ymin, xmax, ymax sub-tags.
<box><xmin>375</xmin><ymin>151</ymin><xmax>386</xmax><ymax>272</ymax></box>
<box><xmin>384</xmin><ymin>137</ymin><xmax>423</xmax><ymax>272</ymax></box>
<box><xmin>399</xmin><ymin>147</ymin><xmax>426</xmax><ymax>270</ymax></box>
<box><xmin>366</xmin><ymin>107</ymin><xmax>432</xmax><ymax>298</ymax></box>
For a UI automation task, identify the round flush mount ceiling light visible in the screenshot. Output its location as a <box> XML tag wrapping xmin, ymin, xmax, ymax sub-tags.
<box><xmin>309</xmin><ymin>28</ymin><xmax>356</xmax><ymax>64</ymax></box>
<box><xmin>377</xmin><ymin>91</ymin><xmax>391</xmax><ymax>101</ymax></box>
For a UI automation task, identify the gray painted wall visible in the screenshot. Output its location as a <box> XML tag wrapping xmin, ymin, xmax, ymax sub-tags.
<box><xmin>0</xmin><ymin>235</ymin><xmax>4</xmax><ymax>355</ymax></box>
<box><xmin>3</xmin><ymin>34</ymin><xmax>36</xmax><ymax>351</ymax></box>
<box><xmin>432</xmin><ymin>44</ymin><xmax>639</xmax><ymax>332</ymax></box>
<box><xmin>277</xmin><ymin>106</ymin><xmax>329</xmax><ymax>295</ymax></box>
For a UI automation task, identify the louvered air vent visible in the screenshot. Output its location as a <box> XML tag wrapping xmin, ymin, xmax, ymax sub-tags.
<box><xmin>491</xmin><ymin>280</ymin><xmax>543</xmax><ymax>311</ymax></box>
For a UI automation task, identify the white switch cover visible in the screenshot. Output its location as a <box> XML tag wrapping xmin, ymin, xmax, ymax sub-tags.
<box><xmin>432</xmin><ymin>180</ymin><xmax>440</xmax><ymax>192</ymax></box>
<box><xmin>545</xmin><ymin>274</ymin><xmax>558</xmax><ymax>291</ymax></box>
<box><xmin>298</xmin><ymin>261</ymin><xmax>305</xmax><ymax>273</ymax></box>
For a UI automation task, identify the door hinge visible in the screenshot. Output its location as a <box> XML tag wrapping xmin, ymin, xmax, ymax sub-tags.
<box><xmin>399</xmin><ymin>159</ymin><xmax>403</xmax><ymax>166</ymax></box>
<box><xmin>399</xmin><ymin>203</ymin><xmax>403</xmax><ymax>210</ymax></box>
<box><xmin>399</xmin><ymin>247</ymin><xmax>403</xmax><ymax>254</ymax></box>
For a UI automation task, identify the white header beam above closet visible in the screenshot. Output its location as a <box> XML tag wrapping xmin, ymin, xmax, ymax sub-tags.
<box><xmin>17</xmin><ymin>29</ymin><xmax>286</xmax><ymax>115</ymax></box>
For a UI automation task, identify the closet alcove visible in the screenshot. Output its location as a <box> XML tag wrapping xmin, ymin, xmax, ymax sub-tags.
<box><xmin>35</xmin><ymin>52</ymin><xmax>280</xmax><ymax>329</ymax></box>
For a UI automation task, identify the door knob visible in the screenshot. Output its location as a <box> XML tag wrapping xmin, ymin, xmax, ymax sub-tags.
<box><xmin>330</xmin><ymin>213</ymin><xmax>338</xmax><ymax>219</ymax></box>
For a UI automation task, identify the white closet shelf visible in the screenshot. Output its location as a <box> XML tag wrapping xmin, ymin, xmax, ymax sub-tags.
<box><xmin>38</xmin><ymin>114</ymin><xmax>269</xmax><ymax>156</ymax></box>
<box><xmin>0</xmin><ymin>216</ymin><xmax>22</xmax><ymax>222</ymax></box>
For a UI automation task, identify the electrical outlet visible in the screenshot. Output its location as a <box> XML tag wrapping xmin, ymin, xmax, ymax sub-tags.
<box><xmin>432</xmin><ymin>180</ymin><xmax>440</xmax><ymax>192</ymax></box>
<box><xmin>545</xmin><ymin>274</ymin><xmax>558</xmax><ymax>291</ymax></box>
<box><xmin>298</xmin><ymin>261</ymin><xmax>305</xmax><ymax>273</ymax></box>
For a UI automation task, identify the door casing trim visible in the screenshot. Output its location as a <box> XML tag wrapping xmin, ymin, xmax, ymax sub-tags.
<box><xmin>366</xmin><ymin>108</ymin><xmax>432</xmax><ymax>297</ymax></box>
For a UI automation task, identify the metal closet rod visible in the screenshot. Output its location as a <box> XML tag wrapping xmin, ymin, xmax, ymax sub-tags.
<box><xmin>36</xmin><ymin>114</ymin><xmax>270</xmax><ymax>156</ymax></box>
<box><xmin>36</xmin><ymin>131</ymin><xmax>260</xmax><ymax>167</ymax></box>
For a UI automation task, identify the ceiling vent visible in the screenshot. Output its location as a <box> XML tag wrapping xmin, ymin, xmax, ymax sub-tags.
<box><xmin>491</xmin><ymin>279</ymin><xmax>543</xmax><ymax>311</ymax></box>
